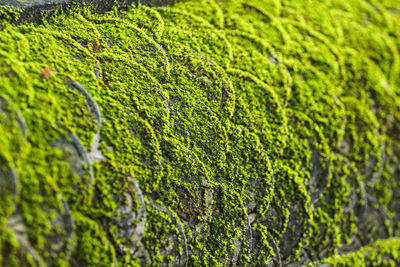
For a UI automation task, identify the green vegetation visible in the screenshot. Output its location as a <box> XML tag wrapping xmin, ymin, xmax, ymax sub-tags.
<box><xmin>0</xmin><ymin>0</ymin><xmax>400</xmax><ymax>266</ymax></box>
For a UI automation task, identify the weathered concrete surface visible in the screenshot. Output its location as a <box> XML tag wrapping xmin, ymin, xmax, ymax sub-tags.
<box><xmin>0</xmin><ymin>0</ymin><xmax>176</xmax><ymax>23</ymax></box>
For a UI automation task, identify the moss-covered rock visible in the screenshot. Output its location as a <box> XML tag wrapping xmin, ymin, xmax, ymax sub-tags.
<box><xmin>0</xmin><ymin>0</ymin><xmax>400</xmax><ymax>266</ymax></box>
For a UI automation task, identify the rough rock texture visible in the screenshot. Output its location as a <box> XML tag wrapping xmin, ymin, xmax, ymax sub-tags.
<box><xmin>0</xmin><ymin>0</ymin><xmax>400</xmax><ymax>266</ymax></box>
<box><xmin>0</xmin><ymin>0</ymin><xmax>175</xmax><ymax>8</ymax></box>
<box><xmin>0</xmin><ymin>0</ymin><xmax>176</xmax><ymax>22</ymax></box>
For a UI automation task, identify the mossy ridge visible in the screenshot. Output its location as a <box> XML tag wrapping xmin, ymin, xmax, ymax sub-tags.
<box><xmin>0</xmin><ymin>0</ymin><xmax>399</xmax><ymax>266</ymax></box>
<box><xmin>227</xmin><ymin>68</ymin><xmax>288</xmax><ymax>158</ymax></box>
<box><xmin>0</xmin><ymin>96</ymin><xmax>26</xmax><ymax>226</ymax></box>
<box><xmin>309</xmin><ymin>237</ymin><xmax>400</xmax><ymax>267</ymax></box>
<box><xmin>224</xmin><ymin>30</ymin><xmax>292</xmax><ymax>104</ymax></box>
<box><xmin>120</xmin><ymin>4</ymin><xmax>165</xmax><ymax>40</ymax></box>
<box><xmin>156</xmin><ymin>7</ymin><xmax>233</xmax><ymax>68</ymax></box>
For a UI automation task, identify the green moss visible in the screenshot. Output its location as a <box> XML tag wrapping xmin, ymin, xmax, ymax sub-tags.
<box><xmin>311</xmin><ymin>237</ymin><xmax>400</xmax><ymax>267</ymax></box>
<box><xmin>0</xmin><ymin>6</ymin><xmax>22</xmax><ymax>23</ymax></box>
<box><xmin>0</xmin><ymin>0</ymin><xmax>400</xmax><ymax>266</ymax></box>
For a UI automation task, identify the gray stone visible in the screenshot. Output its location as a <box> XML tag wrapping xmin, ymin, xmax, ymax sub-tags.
<box><xmin>0</xmin><ymin>0</ymin><xmax>176</xmax><ymax>23</ymax></box>
<box><xmin>0</xmin><ymin>0</ymin><xmax>68</xmax><ymax>8</ymax></box>
<box><xmin>0</xmin><ymin>0</ymin><xmax>175</xmax><ymax>9</ymax></box>
<box><xmin>112</xmin><ymin>177</ymin><xmax>146</xmax><ymax>256</ymax></box>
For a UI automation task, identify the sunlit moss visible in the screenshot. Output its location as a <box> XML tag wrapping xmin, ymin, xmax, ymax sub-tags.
<box><xmin>0</xmin><ymin>0</ymin><xmax>399</xmax><ymax>266</ymax></box>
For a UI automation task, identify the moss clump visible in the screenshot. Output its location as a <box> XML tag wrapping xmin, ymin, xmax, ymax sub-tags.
<box><xmin>311</xmin><ymin>237</ymin><xmax>400</xmax><ymax>267</ymax></box>
<box><xmin>0</xmin><ymin>0</ymin><xmax>400</xmax><ymax>266</ymax></box>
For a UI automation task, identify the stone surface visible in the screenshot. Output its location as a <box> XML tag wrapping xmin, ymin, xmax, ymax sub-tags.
<box><xmin>0</xmin><ymin>0</ymin><xmax>175</xmax><ymax>8</ymax></box>
<box><xmin>0</xmin><ymin>0</ymin><xmax>67</xmax><ymax>8</ymax></box>
<box><xmin>0</xmin><ymin>0</ymin><xmax>176</xmax><ymax>23</ymax></box>
<box><xmin>1</xmin><ymin>0</ymin><xmax>400</xmax><ymax>265</ymax></box>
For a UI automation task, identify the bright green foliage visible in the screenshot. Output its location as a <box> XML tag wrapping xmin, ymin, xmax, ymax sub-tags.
<box><xmin>0</xmin><ymin>0</ymin><xmax>400</xmax><ymax>266</ymax></box>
